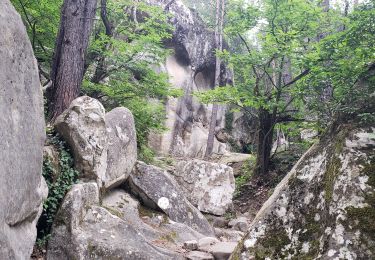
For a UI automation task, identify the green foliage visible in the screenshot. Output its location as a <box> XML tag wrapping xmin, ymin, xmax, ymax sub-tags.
<box><xmin>10</xmin><ymin>0</ymin><xmax>62</xmax><ymax>70</ymax></box>
<box><xmin>182</xmin><ymin>0</ymin><xmax>216</xmax><ymax>27</ymax></box>
<box><xmin>234</xmin><ymin>158</ymin><xmax>255</xmax><ymax>197</ymax></box>
<box><xmin>37</xmin><ymin>133</ymin><xmax>79</xmax><ymax>246</ymax></box>
<box><xmin>197</xmin><ymin>0</ymin><xmax>329</xmax><ymax>121</ymax></box>
<box><xmin>83</xmin><ymin>0</ymin><xmax>181</xmax><ymax>161</ymax></box>
<box><xmin>302</xmin><ymin>2</ymin><xmax>375</xmax><ymax>123</ymax></box>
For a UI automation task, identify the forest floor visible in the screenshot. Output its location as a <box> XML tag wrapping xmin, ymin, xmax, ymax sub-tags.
<box><xmin>232</xmin><ymin>149</ymin><xmax>303</xmax><ymax>222</ymax></box>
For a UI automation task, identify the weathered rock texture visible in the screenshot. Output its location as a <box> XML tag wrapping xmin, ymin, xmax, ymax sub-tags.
<box><xmin>0</xmin><ymin>1</ymin><xmax>47</xmax><ymax>259</ymax></box>
<box><xmin>173</xmin><ymin>159</ymin><xmax>235</xmax><ymax>215</ymax></box>
<box><xmin>47</xmin><ymin>183</ymin><xmax>207</xmax><ymax>260</ymax></box>
<box><xmin>55</xmin><ymin>96</ymin><xmax>108</xmax><ymax>185</ymax></box>
<box><xmin>147</xmin><ymin>0</ymin><xmax>233</xmax><ymax>158</ymax></box>
<box><xmin>231</xmin><ymin>122</ymin><xmax>375</xmax><ymax>259</ymax></box>
<box><xmin>105</xmin><ymin>107</ymin><xmax>137</xmax><ymax>189</ymax></box>
<box><xmin>128</xmin><ymin>162</ymin><xmax>215</xmax><ymax>236</ymax></box>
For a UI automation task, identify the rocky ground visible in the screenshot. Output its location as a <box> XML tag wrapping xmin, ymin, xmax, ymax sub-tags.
<box><xmin>31</xmin><ymin>128</ymin><xmax>305</xmax><ymax>260</ymax></box>
<box><xmin>233</xmin><ymin>150</ymin><xmax>304</xmax><ymax>221</ymax></box>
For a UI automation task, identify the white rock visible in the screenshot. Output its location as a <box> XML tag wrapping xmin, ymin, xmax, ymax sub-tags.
<box><xmin>55</xmin><ymin>96</ymin><xmax>108</xmax><ymax>186</ymax></box>
<box><xmin>173</xmin><ymin>159</ymin><xmax>235</xmax><ymax>216</ymax></box>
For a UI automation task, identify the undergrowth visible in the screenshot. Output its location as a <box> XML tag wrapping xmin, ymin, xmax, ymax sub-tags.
<box><xmin>36</xmin><ymin>131</ymin><xmax>79</xmax><ymax>247</ymax></box>
<box><xmin>234</xmin><ymin>158</ymin><xmax>255</xmax><ymax>197</ymax></box>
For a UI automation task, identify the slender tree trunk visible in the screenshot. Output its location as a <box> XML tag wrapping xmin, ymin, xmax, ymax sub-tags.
<box><xmin>47</xmin><ymin>0</ymin><xmax>98</xmax><ymax>121</ymax></box>
<box><xmin>91</xmin><ymin>0</ymin><xmax>113</xmax><ymax>84</ymax></box>
<box><xmin>205</xmin><ymin>0</ymin><xmax>225</xmax><ymax>159</ymax></box>
<box><xmin>255</xmin><ymin>108</ymin><xmax>274</xmax><ymax>176</ymax></box>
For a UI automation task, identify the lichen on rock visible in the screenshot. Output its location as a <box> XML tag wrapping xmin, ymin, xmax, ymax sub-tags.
<box><xmin>231</xmin><ymin>123</ymin><xmax>375</xmax><ymax>259</ymax></box>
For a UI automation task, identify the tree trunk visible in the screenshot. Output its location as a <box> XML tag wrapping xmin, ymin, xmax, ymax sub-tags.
<box><xmin>205</xmin><ymin>0</ymin><xmax>225</xmax><ymax>159</ymax></box>
<box><xmin>255</xmin><ymin>108</ymin><xmax>274</xmax><ymax>176</ymax></box>
<box><xmin>47</xmin><ymin>0</ymin><xmax>98</xmax><ymax>121</ymax></box>
<box><xmin>91</xmin><ymin>0</ymin><xmax>113</xmax><ymax>84</ymax></box>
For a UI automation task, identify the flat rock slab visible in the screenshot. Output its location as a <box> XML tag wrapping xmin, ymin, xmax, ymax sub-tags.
<box><xmin>208</xmin><ymin>242</ymin><xmax>237</xmax><ymax>260</ymax></box>
<box><xmin>128</xmin><ymin>162</ymin><xmax>215</xmax><ymax>236</ymax></box>
<box><xmin>186</xmin><ymin>251</ymin><xmax>214</xmax><ymax>260</ymax></box>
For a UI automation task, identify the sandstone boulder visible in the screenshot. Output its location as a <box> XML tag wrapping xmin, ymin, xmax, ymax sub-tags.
<box><xmin>128</xmin><ymin>162</ymin><xmax>215</xmax><ymax>236</ymax></box>
<box><xmin>231</xmin><ymin>123</ymin><xmax>375</xmax><ymax>259</ymax></box>
<box><xmin>0</xmin><ymin>1</ymin><xmax>47</xmax><ymax>258</ymax></box>
<box><xmin>173</xmin><ymin>159</ymin><xmax>235</xmax><ymax>215</ymax></box>
<box><xmin>104</xmin><ymin>107</ymin><xmax>137</xmax><ymax>189</ymax></box>
<box><xmin>54</xmin><ymin>96</ymin><xmax>107</xmax><ymax>185</ymax></box>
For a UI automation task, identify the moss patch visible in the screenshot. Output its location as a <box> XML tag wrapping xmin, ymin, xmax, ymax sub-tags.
<box><xmin>343</xmin><ymin>157</ymin><xmax>375</xmax><ymax>255</ymax></box>
<box><xmin>138</xmin><ymin>205</ymin><xmax>158</xmax><ymax>218</ymax></box>
<box><xmin>253</xmin><ymin>227</ymin><xmax>291</xmax><ymax>259</ymax></box>
<box><xmin>322</xmin><ymin>127</ymin><xmax>349</xmax><ymax>202</ymax></box>
<box><xmin>158</xmin><ymin>231</ymin><xmax>178</xmax><ymax>243</ymax></box>
<box><xmin>323</xmin><ymin>156</ymin><xmax>341</xmax><ymax>202</ymax></box>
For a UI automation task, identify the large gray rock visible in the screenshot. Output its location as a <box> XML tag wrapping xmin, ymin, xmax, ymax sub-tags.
<box><xmin>47</xmin><ymin>183</ymin><xmax>184</xmax><ymax>260</ymax></box>
<box><xmin>147</xmin><ymin>0</ymin><xmax>232</xmax><ymax>158</ymax></box>
<box><xmin>231</xmin><ymin>123</ymin><xmax>375</xmax><ymax>259</ymax></box>
<box><xmin>102</xmin><ymin>189</ymin><xmax>205</xmax><ymax>244</ymax></box>
<box><xmin>104</xmin><ymin>107</ymin><xmax>137</xmax><ymax>189</ymax></box>
<box><xmin>48</xmin><ymin>184</ymin><xmax>207</xmax><ymax>259</ymax></box>
<box><xmin>128</xmin><ymin>162</ymin><xmax>215</xmax><ymax>236</ymax></box>
<box><xmin>55</xmin><ymin>96</ymin><xmax>108</xmax><ymax>185</ymax></box>
<box><xmin>173</xmin><ymin>159</ymin><xmax>235</xmax><ymax>215</ymax></box>
<box><xmin>0</xmin><ymin>1</ymin><xmax>47</xmax><ymax>259</ymax></box>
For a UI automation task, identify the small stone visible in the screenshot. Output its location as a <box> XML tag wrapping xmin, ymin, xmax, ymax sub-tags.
<box><xmin>215</xmin><ymin>228</ymin><xmax>244</xmax><ymax>242</ymax></box>
<box><xmin>186</xmin><ymin>251</ymin><xmax>214</xmax><ymax>260</ymax></box>
<box><xmin>228</xmin><ymin>217</ymin><xmax>249</xmax><ymax>232</ymax></box>
<box><xmin>207</xmin><ymin>242</ymin><xmax>237</xmax><ymax>260</ymax></box>
<box><xmin>198</xmin><ymin>237</ymin><xmax>220</xmax><ymax>249</ymax></box>
<box><xmin>211</xmin><ymin>216</ymin><xmax>229</xmax><ymax>228</ymax></box>
<box><xmin>183</xmin><ymin>240</ymin><xmax>198</xmax><ymax>250</ymax></box>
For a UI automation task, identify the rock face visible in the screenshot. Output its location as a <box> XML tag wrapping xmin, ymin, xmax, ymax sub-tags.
<box><xmin>0</xmin><ymin>1</ymin><xmax>47</xmax><ymax>259</ymax></box>
<box><xmin>232</xmin><ymin>122</ymin><xmax>375</xmax><ymax>259</ymax></box>
<box><xmin>105</xmin><ymin>107</ymin><xmax>137</xmax><ymax>189</ymax></box>
<box><xmin>47</xmin><ymin>183</ymin><xmax>207</xmax><ymax>260</ymax></box>
<box><xmin>147</xmin><ymin>0</ymin><xmax>233</xmax><ymax>158</ymax></box>
<box><xmin>173</xmin><ymin>160</ymin><xmax>235</xmax><ymax>215</ymax></box>
<box><xmin>55</xmin><ymin>96</ymin><xmax>108</xmax><ymax>185</ymax></box>
<box><xmin>128</xmin><ymin>162</ymin><xmax>215</xmax><ymax>236</ymax></box>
